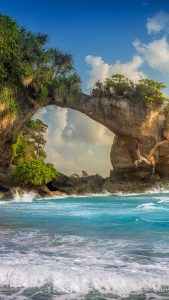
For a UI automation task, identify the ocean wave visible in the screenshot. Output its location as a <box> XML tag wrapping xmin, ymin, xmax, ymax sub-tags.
<box><xmin>0</xmin><ymin>231</ymin><xmax>169</xmax><ymax>298</ymax></box>
<box><xmin>0</xmin><ymin>264</ymin><xmax>169</xmax><ymax>298</ymax></box>
<box><xmin>136</xmin><ymin>203</ymin><xmax>157</xmax><ymax>210</ymax></box>
<box><xmin>4</xmin><ymin>190</ymin><xmax>112</xmax><ymax>203</ymax></box>
<box><xmin>36</xmin><ymin>192</ymin><xmax>112</xmax><ymax>201</ymax></box>
<box><xmin>139</xmin><ymin>217</ymin><xmax>169</xmax><ymax>224</ymax></box>
<box><xmin>146</xmin><ymin>186</ymin><xmax>169</xmax><ymax>194</ymax></box>
<box><xmin>4</xmin><ymin>187</ymin><xmax>169</xmax><ymax>203</ymax></box>
<box><xmin>113</xmin><ymin>185</ymin><xmax>169</xmax><ymax>197</ymax></box>
<box><xmin>1</xmin><ymin>193</ymin><xmax>169</xmax><ymax>299</ymax></box>
<box><xmin>4</xmin><ymin>184</ymin><xmax>169</xmax><ymax>203</ymax></box>
<box><xmin>155</xmin><ymin>196</ymin><xmax>169</xmax><ymax>203</ymax></box>
<box><xmin>13</xmin><ymin>190</ymin><xmax>37</xmax><ymax>202</ymax></box>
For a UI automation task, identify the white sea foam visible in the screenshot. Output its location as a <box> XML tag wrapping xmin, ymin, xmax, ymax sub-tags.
<box><xmin>0</xmin><ymin>263</ymin><xmax>168</xmax><ymax>297</ymax></box>
<box><xmin>13</xmin><ymin>190</ymin><xmax>37</xmax><ymax>202</ymax></box>
<box><xmin>136</xmin><ymin>202</ymin><xmax>156</xmax><ymax>210</ymax></box>
<box><xmin>139</xmin><ymin>217</ymin><xmax>169</xmax><ymax>223</ymax></box>
<box><xmin>0</xmin><ymin>231</ymin><xmax>169</xmax><ymax>298</ymax></box>
<box><xmin>155</xmin><ymin>196</ymin><xmax>169</xmax><ymax>203</ymax></box>
<box><xmin>65</xmin><ymin>191</ymin><xmax>112</xmax><ymax>198</ymax></box>
<box><xmin>9</xmin><ymin>190</ymin><xmax>112</xmax><ymax>202</ymax></box>
<box><xmin>136</xmin><ymin>202</ymin><xmax>169</xmax><ymax>211</ymax></box>
<box><xmin>1</xmin><ymin>193</ymin><xmax>169</xmax><ymax>299</ymax></box>
<box><xmin>4</xmin><ymin>183</ymin><xmax>169</xmax><ymax>203</ymax></box>
<box><xmin>113</xmin><ymin>185</ymin><xmax>169</xmax><ymax>197</ymax></box>
<box><xmin>146</xmin><ymin>186</ymin><xmax>169</xmax><ymax>194</ymax></box>
<box><xmin>4</xmin><ymin>186</ymin><xmax>169</xmax><ymax>203</ymax></box>
<box><xmin>13</xmin><ymin>190</ymin><xmax>68</xmax><ymax>202</ymax></box>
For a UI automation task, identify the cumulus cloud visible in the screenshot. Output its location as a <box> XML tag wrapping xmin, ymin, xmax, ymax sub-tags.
<box><xmin>62</xmin><ymin>109</ymin><xmax>113</xmax><ymax>146</ymax></box>
<box><xmin>35</xmin><ymin>106</ymin><xmax>113</xmax><ymax>177</ymax></box>
<box><xmin>147</xmin><ymin>11</ymin><xmax>169</xmax><ymax>34</ymax></box>
<box><xmin>133</xmin><ymin>38</ymin><xmax>169</xmax><ymax>73</ymax></box>
<box><xmin>45</xmin><ymin>146</ymin><xmax>78</xmax><ymax>175</ymax></box>
<box><xmin>85</xmin><ymin>55</ymin><xmax>145</xmax><ymax>89</ymax></box>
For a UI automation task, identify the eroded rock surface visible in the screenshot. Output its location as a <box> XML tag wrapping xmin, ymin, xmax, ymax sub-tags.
<box><xmin>48</xmin><ymin>173</ymin><xmax>105</xmax><ymax>194</ymax></box>
<box><xmin>0</xmin><ymin>89</ymin><xmax>169</xmax><ymax>181</ymax></box>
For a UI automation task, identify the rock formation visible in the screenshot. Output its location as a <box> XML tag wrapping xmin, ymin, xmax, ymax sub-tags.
<box><xmin>48</xmin><ymin>173</ymin><xmax>105</xmax><ymax>194</ymax></box>
<box><xmin>1</xmin><ymin>14</ymin><xmax>168</xmax><ymax>186</ymax></box>
<box><xmin>0</xmin><ymin>86</ymin><xmax>169</xmax><ymax>182</ymax></box>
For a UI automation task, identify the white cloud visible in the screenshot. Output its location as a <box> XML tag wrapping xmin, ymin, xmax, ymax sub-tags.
<box><xmin>35</xmin><ymin>106</ymin><xmax>113</xmax><ymax>177</ymax></box>
<box><xmin>134</xmin><ymin>38</ymin><xmax>169</xmax><ymax>73</ymax></box>
<box><xmin>87</xmin><ymin>149</ymin><xmax>93</xmax><ymax>156</ymax></box>
<box><xmin>45</xmin><ymin>146</ymin><xmax>78</xmax><ymax>175</ymax></box>
<box><xmin>85</xmin><ymin>55</ymin><xmax>145</xmax><ymax>89</ymax></box>
<box><xmin>62</xmin><ymin>109</ymin><xmax>113</xmax><ymax>146</ymax></box>
<box><xmin>147</xmin><ymin>11</ymin><xmax>169</xmax><ymax>34</ymax></box>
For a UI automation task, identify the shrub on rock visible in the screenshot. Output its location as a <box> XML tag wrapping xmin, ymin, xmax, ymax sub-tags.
<box><xmin>14</xmin><ymin>159</ymin><xmax>58</xmax><ymax>186</ymax></box>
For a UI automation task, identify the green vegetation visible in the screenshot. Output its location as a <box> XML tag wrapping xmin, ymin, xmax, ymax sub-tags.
<box><xmin>0</xmin><ymin>85</ymin><xmax>19</xmax><ymax>116</ymax></box>
<box><xmin>12</xmin><ymin>119</ymin><xmax>58</xmax><ymax>186</ymax></box>
<box><xmin>0</xmin><ymin>14</ymin><xmax>79</xmax><ymax>186</ymax></box>
<box><xmin>12</xmin><ymin>119</ymin><xmax>48</xmax><ymax>164</ymax></box>
<box><xmin>92</xmin><ymin>74</ymin><xmax>169</xmax><ymax>108</ymax></box>
<box><xmin>13</xmin><ymin>159</ymin><xmax>58</xmax><ymax>186</ymax></box>
<box><xmin>0</xmin><ymin>14</ymin><xmax>81</xmax><ymax>112</ymax></box>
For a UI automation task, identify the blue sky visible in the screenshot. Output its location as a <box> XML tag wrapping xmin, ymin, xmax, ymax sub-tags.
<box><xmin>1</xmin><ymin>0</ymin><xmax>169</xmax><ymax>89</ymax></box>
<box><xmin>1</xmin><ymin>0</ymin><xmax>169</xmax><ymax>176</ymax></box>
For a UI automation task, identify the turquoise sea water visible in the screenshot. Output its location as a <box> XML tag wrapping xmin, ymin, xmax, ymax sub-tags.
<box><xmin>0</xmin><ymin>192</ymin><xmax>169</xmax><ymax>299</ymax></box>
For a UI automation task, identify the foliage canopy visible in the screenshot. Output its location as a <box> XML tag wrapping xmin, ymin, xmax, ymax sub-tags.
<box><xmin>12</xmin><ymin>119</ymin><xmax>48</xmax><ymax>164</ymax></box>
<box><xmin>92</xmin><ymin>74</ymin><xmax>169</xmax><ymax>108</ymax></box>
<box><xmin>0</xmin><ymin>85</ymin><xmax>19</xmax><ymax>116</ymax></box>
<box><xmin>14</xmin><ymin>159</ymin><xmax>58</xmax><ymax>186</ymax></box>
<box><xmin>12</xmin><ymin>119</ymin><xmax>59</xmax><ymax>186</ymax></box>
<box><xmin>0</xmin><ymin>14</ymin><xmax>81</xmax><ymax>110</ymax></box>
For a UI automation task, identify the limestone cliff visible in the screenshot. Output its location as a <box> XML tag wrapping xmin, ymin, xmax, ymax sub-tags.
<box><xmin>0</xmin><ymin>86</ymin><xmax>168</xmax><ymax>181</ymax></box>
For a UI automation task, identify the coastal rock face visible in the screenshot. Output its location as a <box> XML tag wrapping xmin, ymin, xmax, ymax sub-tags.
<box><xmin>48</xmin><ymin>172</ymin><xmax>161</xmax><ymax>195</ymax></box>
<box><xmin>0</xmin><ymin>89</ymin><xmax>168</xmax><ymax>181</ymax></box>
<box><xmin>156</xmin><ymin>143</ymin><xmax>169</xmax><ymax>178</ymax></box>
<box><xmin>110</xmin><ymin>136</ymin><xmax>155</xmax><ymax>181</ymax></box>
<box><xmin>48</xmin><ymin>173</ymin><xmax>105</xmax><ymax>194</ymax></box>
<box><xmin>53</xmin><ymin>94</ymin><xmax>167</xmax><ymax>180</ymax></box>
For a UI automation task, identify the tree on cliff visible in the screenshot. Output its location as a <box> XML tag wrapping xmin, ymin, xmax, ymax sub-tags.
<box><xmin>0</xmin><ymin>13</ymin><xmax>81</xmax><ymax>180</ymax></box>
<box><xmin>0</xmin><ymin>14</ymin><xmax>81</xmax><ymax>116</ymax></box>
<box><xmin>12</xmin><ymin>119</ymin><xmax>48</xmax><ymax>164</ymax></box>
<box><xmin>12</xmin><ymin>118</ymin><xmax>59</xmax><ymax>186</ymax></box>
<box><xmin>92</xmin><ymin>74</ymin><xmax>169</xmax><ymax>108</ymax></box>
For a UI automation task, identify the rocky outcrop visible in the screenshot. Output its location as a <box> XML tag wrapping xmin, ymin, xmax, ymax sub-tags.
<box><xmin>49</xmin><ymin>94</ymin><xmax>169</xmax><ymax>181</ymax></box>
<box><xmin>48</xmin><ymin>173</ymin><xmax>105</xmax><ymax>194</ymax></box>
<box><xmin>48</xmin><ymin>172</ymin><xmax>162</xmax><ymax>195</ymax></box>
<box><xmin>0</xmin><ymin>87</ymin><xmax>168</xmax><ymax>181</ymax></box>
<box><xmin>0</xmin><ymin>174</ymin><xmax>163</xmax><ymax>200</ymax></box>
<box><xmin>156</xmin><ymin>142</ymin><xmax>169</xmax><ymax>178</ymax></box>
<box><xmin>0</xmin><ymin>185</ymin><xmax>13</xmax><ymax>200</ymax></box>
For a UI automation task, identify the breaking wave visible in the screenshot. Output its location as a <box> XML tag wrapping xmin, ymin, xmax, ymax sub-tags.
<box><xmin>0</xmin><ymin>232</ymin><xmax>169</xmax><ymax>299</ymax></box>
<box><xmin>1</xmin><ymin>193</ymin><xmax>169</xmax><ymax>299</ymax></box>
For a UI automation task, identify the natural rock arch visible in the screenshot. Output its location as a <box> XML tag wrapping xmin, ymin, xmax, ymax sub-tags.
<box><xmin>1</xmin><ymin>14</ymin><xmax>169</xmax><ymax>182</ymax></box>
<box><xmin>0</xmin><ymin>90</ymin><xmax>169</xmax><ymax>181</ymax></box>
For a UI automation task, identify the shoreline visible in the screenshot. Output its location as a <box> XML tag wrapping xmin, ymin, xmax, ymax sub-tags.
<box><xmin>1</xmin><ymin>167</ymin><xmax>169</xmax><ymax>200</ymax></box>
<box><xmin>1</xmin><ymin>171</ymin><xmax>169</xmax><ymax>201</ymax></box>
<box><xmin>1</xmin><ymin>179</ymin><xmax>169</xmax><ymax>202</ymax></box>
